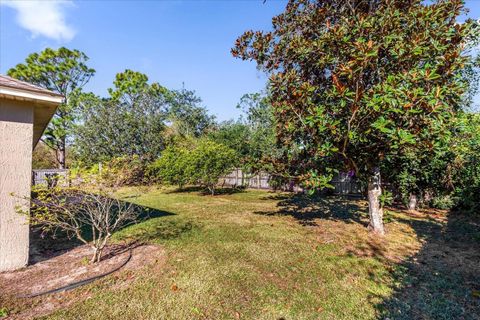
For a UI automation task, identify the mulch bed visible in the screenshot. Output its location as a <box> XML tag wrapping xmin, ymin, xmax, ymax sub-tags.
<box><xmin>0</xmin><ymin>243</ymin><xmax>165</xmax><ymax>319</ymax></box>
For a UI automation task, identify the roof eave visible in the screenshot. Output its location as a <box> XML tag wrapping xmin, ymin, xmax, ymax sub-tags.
<box><xmin>0</xmin><ymin>86</ymin><xmax>64</xmax><ymax>106</ymax></box>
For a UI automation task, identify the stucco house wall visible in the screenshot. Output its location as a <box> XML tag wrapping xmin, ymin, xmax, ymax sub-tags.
<box><xmin>0</xmin><ymin>101</ymin><xmax>34</xmax><ymax>271</ymax></box>
<box><xmin>0</xmin><ymin>75</ymin><xmax>62</xmax><ymax>272</ymax></box>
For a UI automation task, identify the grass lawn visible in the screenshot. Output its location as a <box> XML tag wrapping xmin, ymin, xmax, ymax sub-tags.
<box><xmin>4</xmin><ymin>187</ymin><xmax>480</xmax><ymax>319</ymax></box>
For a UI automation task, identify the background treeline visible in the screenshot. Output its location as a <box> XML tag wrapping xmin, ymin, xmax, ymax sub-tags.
<box><xmin>13</xmin><ymin>48</ymin><xmax>277</xmax><ymax>195</ymax></box>
<box><xmin>11</xmin><ymin>38</ymin><xmax>480</xmax><ymax>212</ymax></box>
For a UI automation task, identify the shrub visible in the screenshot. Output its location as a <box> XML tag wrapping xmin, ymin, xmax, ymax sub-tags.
<box><xmin>431</xmin><ymin>195</ymin><xmax>455</xmax><ymax>210</ymax></box>
<box><xmin>148</xmin><ymin>145</ymin><xmax>191</xmax><ymax>189</ymax></box>
<box><xmin>189</xmin><ymin>140</ymin><xmax>238</xmax><ymax>195</ymax></box>
<box><xmin>71</xmin><ymin>156</ymin><xmax>149</xmax><ymax>188</ymax></box>
<box><xmin>100</xmin><ymin>155</ymin><xmax>149</xmax><ymax>187</ymax></box>
<box><xmin>27</xmin><ymin>186</ymin><xmax>141</xmax><ymax>263</ymax></box>
<box><xmin>450</xmin><ymin>113</ymin><xmax>480</xmax><ymax>214</ymax></box>
<box><xmin>150</xmin><ymin>140</ymin><xmax>238</xmax><ymax>195</ymax></box>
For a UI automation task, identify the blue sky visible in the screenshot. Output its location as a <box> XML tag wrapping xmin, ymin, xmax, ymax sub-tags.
<box><xmin>1</xmin><ymin>0</ymin><xmax>479</xmax><ymax>120</ymax></box>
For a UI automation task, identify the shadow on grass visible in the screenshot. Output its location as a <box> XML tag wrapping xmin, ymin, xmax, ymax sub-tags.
<box><xmin>257</xmin><ymin>192</ymin><xmax>480</xmax><ymax>318</ymax></box>
<box><xmin>166</xmin><ymin>185</ymin><xmax>246</xmax><ymax>196</ymax></box>
<box><xmin>376</xmin><ymin>212</ymin><xmax>480</xmax><ymax>319</ymax></box>
<box><xmin>115</xmin><ymin>219</ymin><xmax>197</xmax><ymax>244</ymax></box>
<box><xmin>29</xmin><ymin>199</ymin><xmax>174</xmax><ymax>265</ymax></box>
<box><xmin>256</xmin><ymin>192</ymin><xmax>367</xmax><ymax>226</ymax></box>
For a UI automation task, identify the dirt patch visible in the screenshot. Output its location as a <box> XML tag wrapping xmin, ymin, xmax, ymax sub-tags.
<box><xmin>0</xmin><ymin>244</ymin><xmax>165</xmax><ymax>319</ymax></box>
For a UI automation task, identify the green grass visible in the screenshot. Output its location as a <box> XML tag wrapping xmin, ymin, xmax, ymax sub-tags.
<box><xmin>15</xmin><ymin>187</ymin><xmax>480</xmax><ymax>319</ymax></box>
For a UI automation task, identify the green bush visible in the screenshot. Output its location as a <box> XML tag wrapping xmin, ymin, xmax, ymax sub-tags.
<box><xmin>71</xmin><ymin>155</ymin><xmax>149</xmax><ymax>188</ymax></box>
<box><xmin>431</xmin><ymin>195</ymin><xmax>455</xmax><ymax>210</ymax></box>
<box><xmin>450</xmin><ymin>113</ymin><xmax>480</xmax><ymax>214</ymax></box>
<box><xmin>148</xmin><ymin>145</ymin><xmax>191</xmax><ymax>189</ymax></box>
<box><xmin>150</xmin><ymin>140</ymin><xmax>238</xmax><ymax>195</ymax></box>
<box><xmin>189</xmin><ymin>140</ymin><xmax>238</xmax><ymax>195</ymax></box>
<box><xmin>453</xmin><ymin>175</ymin><xmax>480</xmax><ymax>214</ymax></box>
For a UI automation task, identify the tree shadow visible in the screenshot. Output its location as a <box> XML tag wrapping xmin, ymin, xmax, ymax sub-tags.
<box><xmin>208</xmin><ymin>187</ymin><xmax>246</xmax><ymax>195</ymax></box>
<box><xmin>256</xmin><ymin>192</ymin><xmax>480</xmax><ymax>318</ymax></box>
<box><xmin>376</xmin><ymin>212</ymin><xmax>480</xmax><ymax>319</ymax></box>
<box><xmin>166</xmin><ymin>185</ymin><xmax>246</xmax><ymax>196</ymax></box>
<box><xmin>28</xmin><ymin>199</ymin><xmax>174</xmax><ymax>265</ymax></box>
<box><xmin>255</xmin><ymin>192</ymin><xmax>367</xmax><ymax>226</ymax></box>
<box><xmin>117</xmin><ymin>219</ymin><xmax>197</xmax><ymax>244</ymax></box>
<box><xmin>165</xmin><ymin>186</ymin><xmax>205</xmax><ymax>193</ymax></box>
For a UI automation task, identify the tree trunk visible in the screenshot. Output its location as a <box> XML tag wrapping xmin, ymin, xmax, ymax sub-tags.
<box><xmin>96</xmin><ymin>248</ymin><xmax>103</xmax><ymax>263</ymax></box>
<box><xmin>56</xmin><ymin>137</ymin><xmax>66</xmax><ymax>169</ymax></box>
<box><xmin>91</xmin><ymin>247</ymin><xmax>104</xmax><ymax>263</ymax></box>
<box><xmin>408</xmin><ymin>194</ymin><xmax>418</xmax><ymax>211</ymax></box>
<box><xmin>91</xmin><ymin>247</ymin><xmax>99</xmax><ymax>264</ymax></box>
<box><xmin>367</xmin><ymin>167</ymin><xmax>385</xmax><ymax>235</ymax></box>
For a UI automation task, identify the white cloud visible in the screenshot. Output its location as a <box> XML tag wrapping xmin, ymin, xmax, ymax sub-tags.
<box><xmin>1</xmin><ymin>0</ymin><xmax>76</xmax><ymax>42</ymax></box>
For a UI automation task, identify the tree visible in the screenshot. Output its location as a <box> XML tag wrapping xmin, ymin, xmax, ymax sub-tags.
<box><xmin>209</xmin><ymin>121</ymin><xmax>251</xmax><ymax>159</ymax></box>
<box><xmin>8</xmin><ymin>47</ymin><xmax>95</xmax><ymax>169</ymax></box>
<box><xmin>73</xmin><ymin>70</ymin><xmax>169</xmax><ymax>164</ymax></box>
<box><xmin>32</xmin><ymin>141</ymin><xmax>57</xmax><ymax>169</ymax></box>
<box><xmin>167</xmin><ymin>86</ymin><xmax>216</xmax><ymax>137</ymax></box>
<box><xmin>449</xmin><ymin>112</ymin><xmax>480</xmax><ymax>212</ymax></box>
<box><xmin>382</xmin><ymin>20</ymin><xmax>479</xmax><ymax>211</ymax></box>
<box><xmin>209</xmin><ymin>92</ymin><xmax>279</xmax><ymax>172</ymax></box>
<box><xmin>238</xmin><ymin>92</ymin><xmax>281</xmax><ymax>170</ymax></box>
<box><xmin>233</xmin><ymin>0</ymin><xmax>474</xmax><ymax>234</ymax></box>
<box><xmin>459</xmin><ymin>21</ymin><xmax>480</xmax><ymax>111</ymax></box>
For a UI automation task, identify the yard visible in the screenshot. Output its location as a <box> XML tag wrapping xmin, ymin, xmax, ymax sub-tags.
<box><xmin>1</xmin><ymin>1</ymin><xmax>479</xmax><ymax>319</ymax></box>
<box><xmin>1</xmin><ymin>187</ymin><xmax>479</xmax><ymax>319</ymax></box>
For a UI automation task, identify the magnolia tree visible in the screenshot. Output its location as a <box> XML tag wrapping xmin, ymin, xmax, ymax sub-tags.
<box><xmin>232</xmin><ymin>0</ymin><xmax>474</xmax><ymax>234</ymax></box>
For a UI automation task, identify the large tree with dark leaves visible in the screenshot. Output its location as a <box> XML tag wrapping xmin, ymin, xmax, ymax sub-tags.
<box><xmin>232</xmin><ymin>0</ymin><xmax>474</xmax><ymax>234</ymax></box>
<box><xmin>8</xmin><ymin>47</ymin><xmax>95</xmax><ymax>169</ymax></box>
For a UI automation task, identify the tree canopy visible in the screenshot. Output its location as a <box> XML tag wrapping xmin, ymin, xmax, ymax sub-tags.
<box><xmin>8</xmin><ymin>47</ymin><xmax>95</xmax><ymax>168</ymax></box>
<box><xmin>73</xmin><ymin>70</ymin><xmax>169</xmax><ymax>164</ymax></box>
<box><xmin>233</xmin><ymin>0</ymin><xmax>476</xmax><ymax>234</ymax></box>
<box><xmin>167</xmin><ymin>87</ymin><xmax>216</xmax><ymax>138</ymax></box>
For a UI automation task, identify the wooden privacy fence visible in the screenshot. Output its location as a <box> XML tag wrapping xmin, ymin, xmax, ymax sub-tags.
<box><xmin>32</xmin><ymin>169</ymin><xmax>69</xmax><ymax>187</ymax></box>
<box><xmin>219</xmin><ymin>169</ymin><xmax>363</xmax><ymax>195</ymax></box>
<box><xmin>220</xmin><ymin>169</ymin><xmax>271</xmax><ymax>190</ymax></box>
<box><xmin>32</xmin><ymin>168</ymin><xmax>363</xmax><ymax>195</ymax></box>
<box><xmin>330</xmin><ymin>172</ymin><xmax>363</xmax><ymax>195</ymax></box>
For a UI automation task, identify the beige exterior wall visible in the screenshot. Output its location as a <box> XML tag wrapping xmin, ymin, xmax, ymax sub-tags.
<box><xmin>0</xmin><ymin>99</ymin><xmax>33</xmax><ymax>272</ymax></box>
